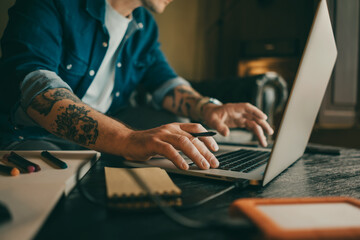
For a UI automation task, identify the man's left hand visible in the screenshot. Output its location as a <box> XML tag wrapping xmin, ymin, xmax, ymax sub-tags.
<box><xmin>201</xmin><ymin>103</ymin><xmax>274</xmax><ymax>147</ymax></box>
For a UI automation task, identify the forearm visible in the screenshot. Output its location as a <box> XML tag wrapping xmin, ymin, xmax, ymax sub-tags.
<box><xmin>26</xmin><ymin>88</ymin><xmax>132</xmax><ymax>154</ymax></box>
<box><xmin>162</xmin><ymin>85</ymin><xmax>204</xmax><ymax>121</ymax></box>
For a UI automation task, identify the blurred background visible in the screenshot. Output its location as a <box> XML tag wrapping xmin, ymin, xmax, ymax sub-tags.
<box><xmin>1</xmin><ymin>0</ymin><xmax>359</xmax><ymax>148</ymax></box>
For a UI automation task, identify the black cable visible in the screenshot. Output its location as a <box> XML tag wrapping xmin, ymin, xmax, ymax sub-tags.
<box><xmin>76</xmin><ymin>160</ymin><xmax>256</xmax><ymax>232</ymax></box>
<box><xmin>76</xmin><ymin>159</ymin><xmax>107</xmax><ymax>208</ymax></box>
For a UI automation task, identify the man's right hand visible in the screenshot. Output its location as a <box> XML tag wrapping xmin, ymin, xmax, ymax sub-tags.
<box><xmin>121</xmin><ymin>123</ymin><xmax>220</xmax><ymax>170</ymax></box>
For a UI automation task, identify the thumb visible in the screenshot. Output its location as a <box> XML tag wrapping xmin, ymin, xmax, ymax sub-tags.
<box><xmin>215</xmin><ymin>121</ymin><xmax>230</xmax><ymax>137</ymax></box>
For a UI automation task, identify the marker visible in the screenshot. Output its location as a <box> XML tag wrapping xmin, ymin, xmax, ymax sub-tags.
<box><xmin>10</xmin><ymin>151</ymin><xmax>41</xmax><ymax>172</ymax></box>
<box><xmin>3</xmin><ymin>154</ymin><xmax>35</xmax><ymax>173</ymax></box>
<box><xmin>41</xmin><ymin>151</ymin><xmax>68</xmax><ymax>169</ymax></box>
<box><xmin>190</xmin><ymin>131</ymin><xmax>217</xmax><ymax>137</ymax></box>
<box><xmin>9</xmin><ymin>151</ymin><xmax>41</xmax><ymax>172</ymax></box>
<box><xmin>0</xmin><ymin>164</ymin><xmax>20</xmax><ymax>176</ymax></box>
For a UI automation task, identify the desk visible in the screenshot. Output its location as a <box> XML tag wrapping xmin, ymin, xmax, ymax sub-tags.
<box><xmin>34</xmin><ymin>145</ymin><xmax>360</xmax><ymax>240</ymax></box>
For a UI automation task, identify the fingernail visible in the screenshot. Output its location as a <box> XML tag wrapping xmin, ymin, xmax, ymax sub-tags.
<box><xmin>181</xmin><ymin>162</ymin><xmax>189</xmax><ymax>170</ymax></box>
<box><xmin>201</xmin><ymin>160</ymin><xmax>210</xmax><ymax>169</ymax></box>
<box><xmin>212</xmin><ymin>144</ymin><xmax>219</xmax><ymax>151</ymax></box>
<box><xmin>210</xmin><ymin>158</ymin><xmax>219</xmax><ymax>168</ymax></box>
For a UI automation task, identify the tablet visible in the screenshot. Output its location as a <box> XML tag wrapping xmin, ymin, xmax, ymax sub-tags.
<box><xmin>229</xmin><ymin>197</ymin><xmax>360</xmax><ymax>240</ymax></box>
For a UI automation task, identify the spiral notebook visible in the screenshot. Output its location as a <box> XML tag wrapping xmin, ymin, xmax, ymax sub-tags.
<box><xmin>105</xmin><ymin>167</ymin><xmax>182</xmax><ymax>209</ymax></box>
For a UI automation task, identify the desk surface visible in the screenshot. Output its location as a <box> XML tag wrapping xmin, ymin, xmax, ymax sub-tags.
<box><xmin>35</xmin><ymin>146</ymin><xmax>360</xmax><ymax>240</ymax></box>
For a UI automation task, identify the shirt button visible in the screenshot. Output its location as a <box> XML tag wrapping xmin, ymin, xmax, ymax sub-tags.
<box><xmin>138</xmin><ymin>22</ymin><xmax>144</xmax><ymax>29</ymax></box>
<box><xmin>89</xmin><ymin>70</ymin><xmax>95</xmax><ymax>76</ymax></box>
<box><xmin>18</xmin><ymin>136</ymin><xmax>24</xmax><ymax>140</ymax></box>
<box><xmin>117</xmin><ymin>62</ymin><xmax>122</xmax><ymax>68</ymax></box>
<box><xmin>115</xmin><ymin>91</ymin><xmax>120</xmax><ymax>97</ymax></box>
<box><xmin>66</xmin><ymin>64</ymin><xmax>72</xmax><ymax>70</ymax></box>
<box><xmin>102</xmin><ymin>42</ymin><xmax>108</xmax><ymax>47</ymax></box>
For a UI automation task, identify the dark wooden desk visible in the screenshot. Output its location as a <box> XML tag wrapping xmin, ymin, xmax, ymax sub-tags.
<box><xmin>35</xmin><ymin>146</ymin><xmax>360</xmax><ymax>240</ymax></box>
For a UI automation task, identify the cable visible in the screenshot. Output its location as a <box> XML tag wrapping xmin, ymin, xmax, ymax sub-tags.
<box><xmin>177</xmin><ymin>184</ymin><xmax>236</xmax><ymax>210</ymax></box>
<box><xmin>178</xmin><ymin>179</ymin><xmax>249</xmax><ymax>210</ymax></box>
<box><xmin>76</xmin><ymin>159</ymin><xmax>107</xmax><ymax>208</ymax></box>
<box><xmin>76</xmin><ymin>160</ymin><xmax>256</xmax><ymax>232</ymax></box>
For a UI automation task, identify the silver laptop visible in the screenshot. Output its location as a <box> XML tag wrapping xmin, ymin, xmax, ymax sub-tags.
<box><xmin>125</xmin><ymin>0</ymin><xmax>337</xmax><ymax>186</ymax></box>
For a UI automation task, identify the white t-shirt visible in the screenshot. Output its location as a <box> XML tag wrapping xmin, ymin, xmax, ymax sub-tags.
<box><xmin>82</xmin><ymin>2</ymin><xmax>131</xmax><ymax>113</ymax></box>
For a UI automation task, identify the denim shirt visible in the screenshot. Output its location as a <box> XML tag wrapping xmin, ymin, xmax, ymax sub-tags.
<box><xmin>0</xmin><ymin>0</ymin><xmax>189</xmax><ymax>147</ymax></box>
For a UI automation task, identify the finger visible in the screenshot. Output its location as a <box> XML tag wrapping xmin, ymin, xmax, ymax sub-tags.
<box><xmin>154</xmin><ymin>141</ymin><xmax>189</xmax><ymax>170</ymax></box>
<box><xmin>191</xmin><ymin>138</ymin><xmax>219</xmax><ymax>168</ymax></box>
<box><xmin>244</xmin><ymin>103</ymin><xmax>268</xmax><ymax>120</ymax></box>
<box><xmin>246</xmin><ymin>120</ymin><xmax>268</xmax><ymax>147</ymax></box>
<box><xmin>254</xmin><ymin>118</ymin><xmax>274</xmax><ymax>135</ymax></box>
<box><xmin>180</xmin><ymin>123</ymin><xmax>219</xmax><ymax>152</ymax></box>
<box><xmin>212</xmin><ymin>120</ymin><xmax>230</xmax><ymax>137</ymax></box>
<box><xmin>166</xmin><ymin>134</ymin><xmax>211</xmax><ymax>170</ymax></box>
<box><xmin>243</xmin><ymin>113</ymin><xmax>274</xmax><ymax>135</ymax></box>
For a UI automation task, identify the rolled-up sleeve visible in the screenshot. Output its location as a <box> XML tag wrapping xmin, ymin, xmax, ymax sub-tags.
<box><xmin>20</xmin><ymin>70</ymin><xmax>72</xmax><ymax>110</ymax></box>
<box><xmin>11</xmin><ymin>70</ymin><xmax>72</xmax><ymax>127</ymax></box>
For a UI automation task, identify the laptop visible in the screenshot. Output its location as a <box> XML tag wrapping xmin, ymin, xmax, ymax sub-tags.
<box><xmin>124</xmin><ymin>0</ymin><xmax>337</xmax><ymax>186</ymax></box>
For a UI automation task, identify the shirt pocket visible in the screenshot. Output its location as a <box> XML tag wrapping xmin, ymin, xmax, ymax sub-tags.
<box><xmin>58</xmin><ymin>50</ymin><xmax>89</xmax><ymax>89</ymax></box>
<box><xmin>59</xmin><ymin>51</ymin><xmax>88</xmax><ymax>77</ymax></box>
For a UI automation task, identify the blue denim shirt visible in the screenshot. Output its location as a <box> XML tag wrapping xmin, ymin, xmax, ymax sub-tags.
<box><xmin>0</xmin><ymin>0</ymin><xmax>189</xmax><ymax>147</ymax></box>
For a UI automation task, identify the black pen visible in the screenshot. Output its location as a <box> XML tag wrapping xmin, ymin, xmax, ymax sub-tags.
<box><xmin>41</xmin><ymin>151</ymin><xmax>68</xmax><ymax>169</ymax></box>
<box><xmin>41</xmin><ymin>151</ymin><xmax>67</xmax><ymax>169</ymax></box>
<box><xmin>190</xmin><ymin>131</ymin><xmax>217</xmax><ymax>137</ymax></box>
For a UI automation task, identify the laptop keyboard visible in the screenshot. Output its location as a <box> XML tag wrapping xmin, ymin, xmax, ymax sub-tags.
<box><xmin>216</xmin><ymin>149</ymin><xmax>270</xmax><ymax>173</ymax></box>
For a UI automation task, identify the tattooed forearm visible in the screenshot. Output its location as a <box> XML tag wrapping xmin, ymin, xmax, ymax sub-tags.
<box><xmin>53</xmin><ymin>104</ymin><xmax>98</xmax><ymax>146</ymax></box>
<box><xmin>164</xmin><ymin>85</ymin><xmax>202</xmax><ymax>118</ymax></box>
<box><xmin>30</xmin><ymin>88</ymin><xmax>81</xmax><ymax>116</ymax></box>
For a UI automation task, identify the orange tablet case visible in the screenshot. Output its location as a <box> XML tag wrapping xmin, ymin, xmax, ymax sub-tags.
<box><xmin>229</xmin><ymin>197</ymin><xmax>360</xmax><ymax>240</ymax></box>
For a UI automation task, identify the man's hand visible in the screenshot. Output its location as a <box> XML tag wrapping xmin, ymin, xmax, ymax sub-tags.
<box><xmin>201</xmin><ymin>103</ymin><xmax>274</xmax><ymax>147</ymax></box>
<box><xmin>121</xmin><ymin>123</ymin><xmax>219</xmax><ymax>170</ymax></box>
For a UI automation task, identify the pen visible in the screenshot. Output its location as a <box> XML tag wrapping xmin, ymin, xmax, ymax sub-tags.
<box><xmin>0</xmin><ymin>163</ymin><xmax>20</xmax><ymax>176</ymax></box>
<box><xmin>3</xmin><ymin>154</ymin><xmax>35</xmax><ymax>173</ymax></box>
<box><xmin>41</xmin><ymin>151</ymin><xmax>68</xmax><ymax>169</ymax></box>
<box><xmin>190</xmin><ymin>131</ymin><xmax>217</xmax><ymax>137</ymax></box>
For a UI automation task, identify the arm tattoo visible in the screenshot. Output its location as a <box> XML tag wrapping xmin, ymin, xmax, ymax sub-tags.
<box><xmin>165</xmin><ymin>89</ymin><xmax>176</xmax><ymax>108</ymax></box>
<box><xmin>30</xmin><ymin>88</ymin><xmax>81</xmax><ymax>116</ymax></box>
<box><xmin>53</xmin><ymin>104</ymin><xmax>98</xmax><ymax>146</ymax></box>
<box><xmin>165</xmin><ymin>85</ymin><xmax>202</xmax><ymax>117</ymax></box>
<box><xmin>177</xmin><ymin>98</ymin><xmax>184</xmax><ymax>114</ymax></box>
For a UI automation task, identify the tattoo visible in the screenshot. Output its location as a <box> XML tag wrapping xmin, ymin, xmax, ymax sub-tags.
<box><xmin>165</xmin><ymin>89</ymin><xmax>176</xmax><ymax>108</ymax></box>
<box><xmin>185</xmin><ymin>102</ymin><xmax>191</xmax><ymax>116</ymax></box>
<box><xmin>165</xmin><ymin>85</ymin><xmax>202</xmax><ymax>118</ymax></box>
<box><xmin>53</xmin><ymin>104</ymin><xmax>98</xmax><ymax>146</ymax></box>
<box><xmin>30</xmin><ymin>88</ymin><xmax>81</xmax><ymax>116</ymax></box>
<box><xmin>177</xmin><ymin>98</ymin><xmax>184</xmax><ymax>114</ymax></box>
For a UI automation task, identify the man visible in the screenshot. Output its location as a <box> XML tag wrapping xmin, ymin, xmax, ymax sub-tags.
<box><xmin>0</xmin><ymin>0</ymin><xmax>273</xmax><ymax>170</ymax></box>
